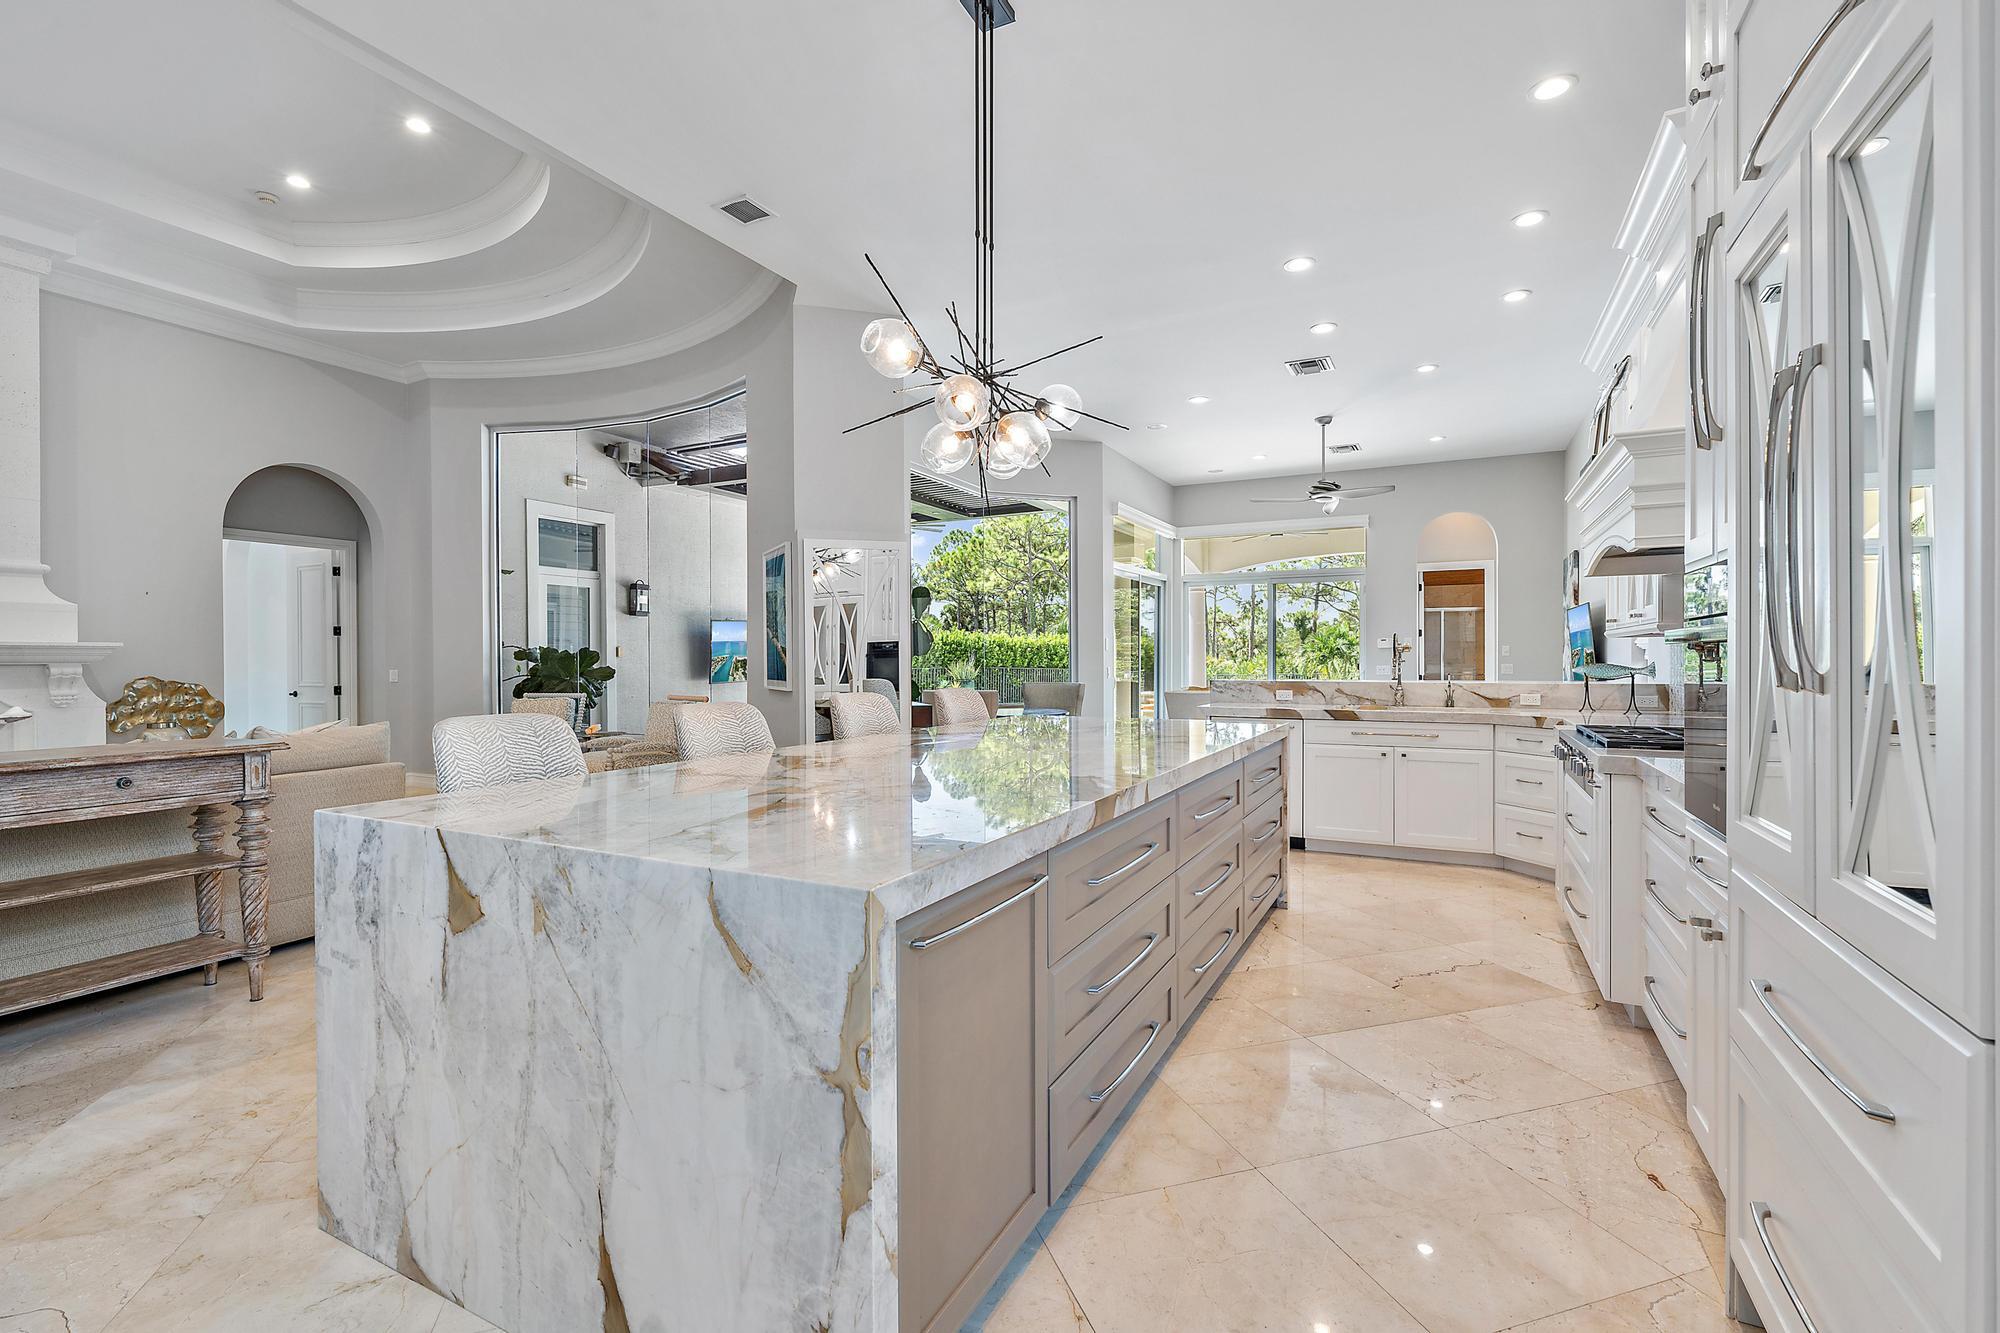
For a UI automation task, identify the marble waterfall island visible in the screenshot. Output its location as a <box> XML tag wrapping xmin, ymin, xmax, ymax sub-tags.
<box><xmin>314</xmin><ymin>715</ymin><xmax>1285</xmax><ymax>1332</ymax></box>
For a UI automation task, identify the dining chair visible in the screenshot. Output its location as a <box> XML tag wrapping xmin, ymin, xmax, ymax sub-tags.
<box><xmin>1022</xmin><ymin>681</ymin><xmax>1085</xmax><ymax>714</ymax></box>
<box><xmin>674</xmin><ymin>703</ymin><xmax>777</xmax><ymax>760</ymax></box>
<box><xmin>926</xmin><ymin>687</ymin><xmax>992</xmax><ymax>727</ymax></box>
<box><xmin>829</xmin><ymin>691</ymin><xmax>901</xmax><ymax>739</ymax></box>
<box><xmin>510</xmin><ymin>693</ymin><xmax>584</xmax><ymax>731</ymax></box>
<box><xmin>432</xmin><ymin>713</ymin><xmax>588</xmax><ymax>793</ymax></box>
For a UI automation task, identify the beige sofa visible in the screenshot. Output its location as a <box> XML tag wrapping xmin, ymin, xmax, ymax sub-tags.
<box><xmin>0</xmin><ymin>722</ymin><xmax>406</xmax><ymax>982</ymax></box>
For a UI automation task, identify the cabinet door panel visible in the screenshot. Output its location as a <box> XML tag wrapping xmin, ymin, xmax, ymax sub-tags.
<box><xmin>899</xmin><ymin>862</ymin><xmax>1048</xmax><ymax>1333</ymax></box>
<box><xmin>1303</xmin><ymin>744</ymin><xmax>1394</xmax><ymax>844</ymax></box>
<box><xmin>1392</xmin><ymin>748</ymin><xmax>1494</xmax><ymax>854</ymax></box>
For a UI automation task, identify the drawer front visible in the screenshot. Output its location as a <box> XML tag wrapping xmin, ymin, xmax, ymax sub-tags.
<box><xmin>1305</xmin><ymin>719</ymin><xmax>1492</xmax><ymax>750</ymax></box>
<box><xmin>1557</xmin><ymin>840</ymin><xmax>1597</xmax><ymax>974</ymax></box>
<box><xmin>1048</xmin><ymin>802</ymin><xmax>1175</xmax><ymax>961</ymax></box>
<box><xmin>1639</xmin><ymin>788</ymin><xmax>1687</xmax><ymax>843</ymax></box>
<box><xmin>1243</xmin><ymin>846</ymin><xmax>1285</xmax><ymax>929</ymax></box>
<box><xmin>1240</xmin><ymin>787</ymin><xmax>1286</xmax><ymax>862</ymax></box>
<box><xmin>1050</xmin><ymin>880</ymin><xmax>1175</xmax><ymax>1075</ymax></box>
<box><xmin>1643</xmin><ymin>828</ymin><xmax>1696</xmax><ymax>976</ymax></box>
<box><xmin>1642</xmin><ymin>921</ymin><xmax>1693</xmax><ymax>1086</ymax></box>
<box><xmin>1176</xmin><ymin>828</ymin><xmax>1243</xmax><ymax>937</ymax></box>
<box><xmin>1559</xmin><ymin>799</ymin><xmax>1594</xmax><ymax>870</ymax></box>
<box><xmin>0</xmin><ymin>755</ymin><xmax>246</xmax><ymax>825</ymax></box>
<box><xmin>1733</xmin><ymin>873</ymin><xmax>1992</xmax><ymax>1331</ymax></box>
<box><xmin>1729</xmin><ymin>1048</ymin><xmax>1935</xmax><ymax>1333</ymax></box>
<box><xmin>1494</xmin><ymin>804</ymin><xmax>1556</xmax><ymax>867</ymax></box>
<box><xmin>1174</xmin><ymin>762</ymin><xmax>1244</xmax><ymax>858</ymax></box>
<box><xmin>1049</xmin><ymin>963</ymin><xmax>1176</xmax><ymax>1196</ymax></box>
<box><xmin>1494</xmin><ymin>726</ymin><xmax>1562</xmax><ymax>756</ymax></box>
<box><xmin>1494</xmin><ymin>752</ymin><xmax>1557</xmax><ymax>813</ymax></box>
<box><xmin>1242</xmin><ymin>743</ymin><xmax>1285</xmax><ymax>808</ymax></box>
<box><xmin>1177</xmin><ymin>888</ymin><xmax>1245</xmax><ymax>1014</ymax></box>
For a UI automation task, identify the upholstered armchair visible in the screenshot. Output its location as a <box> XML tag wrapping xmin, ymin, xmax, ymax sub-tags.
<box><xmin>1023</xmin><ymin>681</ymin><xmax>1086</xmax><ymax>714</ymax></box>
<box><xmin>925</xmin><ymin>687</ymin><xmax>992</xmax><ymax>727</ymax></box>
<box><xmin>433</xmin><ymin>713</ymin><xmax>589</xmax><ymax>793</ymax></box>
<box><xmin>829</xmin><ymin>691</ymin><xmax>900</xmax><ymax>739</ymax></box>
<box><xmin>673</xmin><ymin>703</ymin><xmax>776</xmax><ymax>760</ymax></box>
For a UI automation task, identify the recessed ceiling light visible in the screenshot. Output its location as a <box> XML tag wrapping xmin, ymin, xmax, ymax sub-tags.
<box><xmin>1428</xmin><ymin>435</ymin><xmax>1446</xmax><ymax>443</ymax></box>
<box><xmin>1415</xmin><ymin>363</ymin><xmax>1439</xmax><ymax>374</ymax></box>
<box><xmin>1187</xmin><ymin>395</ymin><xmax>1211</xmax><ymax>405</ymax></box>
<box><xmin>1145</xmin><ymin>423</ymin><xmax>1168</xmax><ymax>431</ymax></box>
<box><xmin>404</xmin><ymin>115</ymin><xmax>434</xmax><ymax>135</ymax></box>
<box><xmin>1251</xmin><ymin>453</ymin><xmax>1268</xmax><ymax>460</ymax></box>
<box><xmin>1512</xmin><ymin>209</ymin><xmax>1549</xmax><ymax>228</ymax></box>
<box><xmin>1502</xmin><ymin>288</ymin><xmax>1532</xmax><ymax>303</ymax></box>
<box><xmin>1281</xmin><ymin>255</ymin><xmax>1316</xmax><ymax>274</ymax></box>
<box><xmin>1530</xmin><ymin>74</ymin><xmax>1577</xmax><ymax>101</ymax></box>
<box><xmin>284</xmin><ymin>173</ymin><xmax>312</xmax><ymax>190</ymax></box>
<box><xmin>1309</xmin><ymin>321</ymin><xmax>1338</xmax><ymax>336</ymax></box>
<box><xmin>1860</xmin><ymin>136</ymin><xmax>1890</xmax><ymax>156</ymax></box>
<box><xmin>1207</xmin><ymin>467</ymin><xmax>1225</xmax><ymax>474</ymax></box>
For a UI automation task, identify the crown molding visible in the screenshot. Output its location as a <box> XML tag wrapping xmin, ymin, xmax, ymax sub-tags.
<box><xmin>1583</xmin><ymin>113</ymin><xmax>1689</xmax><ymax>376</ymax></box>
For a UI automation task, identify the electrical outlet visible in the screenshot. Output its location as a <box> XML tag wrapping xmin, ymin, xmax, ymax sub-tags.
<box><xmin>388</xmin><ymin>668</ymin><xmax>399</xmax><ymax>684</ymax></box>
<box><xmin>1519</xmin><ymin>691</ymin><xmax>1542</xmax><ymax>705</ymax></box>
<box><xmin>1275</xmin><ymin>688</ymin><xmax>1294</xmax><ymax>700</ymax></box>
<box><xmin>1375</xmin><ymin>636</ymin><xmax>1391</xmax><ymax>649</ymax></box>
<box><xmin>1500</xmin><ymin>664</ymin><xmax>1516</xmax><ymax>677</ymax></box>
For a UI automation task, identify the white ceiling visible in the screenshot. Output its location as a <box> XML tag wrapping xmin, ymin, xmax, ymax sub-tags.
<box><xmin>0</xmin><ymin>0</ymin><xmax>777</xmax><ymax>381</ymax></box>
<box><xmin>286</xmin><ymin>0</ymin><xmax>1684</xmax><ymax>482</ymax></box>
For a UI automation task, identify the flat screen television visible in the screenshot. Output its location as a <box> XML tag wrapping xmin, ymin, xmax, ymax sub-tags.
<box><xmin>710</xmin><ymin>619</ymin><xmax>749</xmax><ymax>684</ymax></box>
<box><xmin>1564</xmin><ymin>602</ymin><xmax>1597</xmax><ymax>680</ymax></box>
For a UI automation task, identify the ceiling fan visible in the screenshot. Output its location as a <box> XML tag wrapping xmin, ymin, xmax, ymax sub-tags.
<box><xmin>1249</xmin><ymin>415</ymin><xmax>1397</xmax><ymax>513</ymax></box>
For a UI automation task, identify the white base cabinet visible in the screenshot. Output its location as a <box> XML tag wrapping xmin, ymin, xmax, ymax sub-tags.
<box><xmin>1301</xmin><ymin>742</ymin><xmax>1394</xmax><ymax>845</ymax></box>
<box><xmin>1391</xmin><ymin>748</ymin><xmax>1494</xmax><ymax>854</ymax></box>
<box><xmin>1302</xmin><ymin>721</ymin><xmax>1495</xmax><ymax>856</ymax></box>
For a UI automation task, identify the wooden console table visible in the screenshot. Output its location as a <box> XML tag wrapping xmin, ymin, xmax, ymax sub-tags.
<box><xmin>0</xmin><ymin>736</ymin><xmax>286</xmax><ymax>1016</ymax></box>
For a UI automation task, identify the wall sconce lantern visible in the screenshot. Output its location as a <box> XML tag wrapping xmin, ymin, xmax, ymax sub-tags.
<box><xmin>627</xmin><ymin>580</ymin><xmax>651</xmax><ymax>617</ymax></box>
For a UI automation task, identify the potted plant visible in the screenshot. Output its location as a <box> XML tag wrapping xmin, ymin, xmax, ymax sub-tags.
<box><xmin>509</xmin><ymin>646</ymin><xmax>616</xmax><ymax>727</ymax></box>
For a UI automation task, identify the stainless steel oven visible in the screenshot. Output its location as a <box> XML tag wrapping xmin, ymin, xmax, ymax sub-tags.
<box><xmin>1676</xmin><ymin>558</ymin><xmax>1729</xmax><ymax>840</ymax></box>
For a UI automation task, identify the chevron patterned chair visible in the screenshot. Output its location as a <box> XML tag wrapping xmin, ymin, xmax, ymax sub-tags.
<box><xmin>672</xmin><ymin>703</ymin><xmax>776</xmax><ymax>761</ymax></box>
<box><xmin>432</xmin><ymin>713</ymin><xmax>590</xmax><ymax>793</ymax></box>
<box><xmin>925</xmin><ymin>687</ymin><xmax>992</xmax><ymax>727</ymax></box>
<box><xmin>829</xmin><ymin>690</ymin><xmax>901</xmax><ymax>739</ymax></box>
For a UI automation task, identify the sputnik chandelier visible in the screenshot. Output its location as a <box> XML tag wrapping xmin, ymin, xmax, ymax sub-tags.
<box><xmin>846</xmin><ymin>0</ymin><xmax>1125</xmax><ymax>484</ymax></box>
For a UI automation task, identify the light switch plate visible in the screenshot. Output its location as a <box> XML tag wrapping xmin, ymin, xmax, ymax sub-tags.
<box><xmin>1500</xmin><ymin>665</ymin><xmax>1516</xmax><ymax>676</ymax></box>
<box><xmin>1519</xmin><ymin>691</ymin><xmax>1542</xmax><ymax>705</ymax></box>
<box><xmin>1275</xmin><ymin>689</ymin><xmax>1294</xmax><ymax>700</ymax></box>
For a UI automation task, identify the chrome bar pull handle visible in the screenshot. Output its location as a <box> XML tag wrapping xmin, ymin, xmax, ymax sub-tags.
<box><xmin>1085</xmin><ymin>842</ymin><xmax>1160</xmax><ymax>887</ymax></box>
<box><xmin>1751</xmin><ymin>979</ymin><xmax>1896</xmax><ymax>1122</ymax></box>
<box><xmin>1644</xmin><ymin>976</ymin><xmax>1689</xmax><ymax>1039</ymax></box>
<box><xmin>1750</xmin><ymin>1202</ymin><xmax>1823</xmax><ymax>1333</ymax></box>
<box><xmin>1643</xmin><ymin>804</ymin><xmax>1682</xmax><ymax>839</ymax></box>
<box><xmin>908</xmin><ymin>874</ymin><xmax>1046</xmax><ymax>949</ymax></box>
<box><xmin>1191</xmin><ymin>795</ymin><xmax>1235</xmax><ymax>822</ymax></box>
<box><xmin>1742</xmin><ymin>0</ymin><xmax>1871</xmax><ymax>181</ymax></box>
<box><xmin>1084</xmin><ymin>933</ymin><xmax>1160</xmax><ymax>996</ymax></box>
<box><xmin>1763</xmin><ymin>360</ymin><xmax>1806</xmax><ymax>692</ymax></box>
<box><xmin>1248</xmin><ymin>873</ymin><xmax>1280</xmax><ymax>905</ymax></box>
<box><xmin>1086</xmin><ymin>1021</ymin><xmax>1162</xmax><ymax>1103</ymax></box>
<box><xmin>1784</xmin><ymin>345</ymin><xmax>1829</xmax><ymax>692</ymax></box>
<box><xmin>1695</xmin><ymin>212</ymin><xmax>1726</xmax><ymax>444</ymax></box>
<box><xmin>1689</xmin><ymin>852</ymin><xmax>1729</xmax><ymax>890</ymax></box>
<box><xmin>1646</xmin><ymin>880</ymin><xmax>1691</xmax><ymax>925</ymax></box>
<box><xmin>1561</xmin><ymin>884</ymin><xmax>1591</xmax><ymax>920</ymax></box>
<box><xmin>1191</xmin><ymin>928</ymin><xmax>1237</xmax><ymax>976</ymax></box>
<box><xmin>1191</xmin><ymin>862</ymin><xmax>1234</xmax><ymax>901</ymax></box>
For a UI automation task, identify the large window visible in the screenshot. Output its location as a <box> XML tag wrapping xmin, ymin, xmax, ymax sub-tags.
<box><xmin>1184</xmin><ymin>525</ymin><xmax>1366</xmax><ymax>683</ymax></box>
<box><xmin>911</xmin><ymin>496</ymin><xmax>1073</xmax><ymax>704</ymax></box>
<box><xmin>1112</xmin><ymin>514</ymin><xmax>1168</xmax><ymax>717</ymax></box>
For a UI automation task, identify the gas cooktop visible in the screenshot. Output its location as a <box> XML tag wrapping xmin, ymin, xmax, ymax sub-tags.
<box><xmin>1572</xmin><ymin>724</ymin><xmax>1685</xmax><ymax>751</ymax></box>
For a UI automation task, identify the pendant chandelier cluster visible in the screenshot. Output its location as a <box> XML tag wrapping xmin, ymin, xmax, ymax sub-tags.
<box><xmin>846</xmin><ymin>0</ymin><xmax>1124</xmax><ymax>482</ymax></box>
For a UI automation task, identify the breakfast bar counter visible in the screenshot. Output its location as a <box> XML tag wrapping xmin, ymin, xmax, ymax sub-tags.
<box><xmin>314</xmin><ymin>715</ymin><xmax>1288</xmax><ymax>1333</ymax></box>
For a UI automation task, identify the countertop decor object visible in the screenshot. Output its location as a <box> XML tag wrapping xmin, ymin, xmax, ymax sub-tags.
<box><xmin>844</xmin><ymin>0</ymin><xmax>1126</xmax><ymax>489</ymax></box>
<box><xmin>0</xmin><ymin>735</ymin><xmax>286</xmax><ymax>1014</ymax></box>
<box><xmin>104</xmin><ymin>675</ymin><xmax>224</xmax><ymax>738</ymax></box>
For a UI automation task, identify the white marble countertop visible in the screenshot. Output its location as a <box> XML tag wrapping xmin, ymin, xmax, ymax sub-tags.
<box><xmin>322</xmin><ymin>715</ymin><xmax>1282</xmax><ymax>914</ymax></box>
<box><xmin>1179</xmin><ymin>699</ymin><xmax>1611</xmax><ymax>730</ymax></box>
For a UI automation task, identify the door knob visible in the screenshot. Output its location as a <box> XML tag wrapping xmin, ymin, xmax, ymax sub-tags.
<box><xmin>288</xmin><ymin>691</ymin><xmax>300</xmax><ymax>697</ymax></box>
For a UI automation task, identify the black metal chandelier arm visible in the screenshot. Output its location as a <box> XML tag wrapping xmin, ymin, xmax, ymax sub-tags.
<box><xmin>988</xmin><ymin>333</ymin><xmax>1106</xmax><ymax>378</ymax></box>
<box><xmin>1065</xmin><ymin>406</ymin><xmax>1132</xmax><ymax>433</ymax></box>
<box><xmin>840</xmin><ymin>399</ymin><xmax>935</xmax><ymax>435</ymax></box>
<box><xmin>864</xmin><ymin>253</ymin><xmax>941</xmax><ymax>370</ymax></box>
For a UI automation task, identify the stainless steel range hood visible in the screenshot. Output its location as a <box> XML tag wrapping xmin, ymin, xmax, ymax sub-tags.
<box><xmin>1586</xmin><ymin>544</ymin><xmax>1685</xmax><ymax>577</ymax></box>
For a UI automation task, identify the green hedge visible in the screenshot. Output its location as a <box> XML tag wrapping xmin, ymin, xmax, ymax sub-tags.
<box><xmin>919</xmin><ymin>629</ymin><xmax>1071</xmax><ymax>672</ymax></box>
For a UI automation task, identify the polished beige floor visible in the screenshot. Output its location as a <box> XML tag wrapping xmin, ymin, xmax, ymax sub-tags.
<box><xmin>0</xmin><ymin>853</ymin><xmax>1746</xmax><ymax>1333</ymax></box>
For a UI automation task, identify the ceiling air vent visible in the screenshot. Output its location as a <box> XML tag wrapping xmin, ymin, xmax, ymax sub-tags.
<box><xmin>1283</xmin><ymin>356</ymin><xmax>1335</xmax><ymax>377</ymax></box>
<box><xmin>1329</xmin><ymin>443</ymin><xmax>1362</xmax><ymax>454</ymax></box>
<box><xmin>717</xmin><ymin>196</ymin><xmax>773</xmax><ymax>225</ymax></box>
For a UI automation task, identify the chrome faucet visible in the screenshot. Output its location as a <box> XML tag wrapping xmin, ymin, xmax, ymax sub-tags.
<box><xmin>1444</xmin><ymin>673</ymin><xmax>1457</xmax><ymax>708</ymax></box>
<box><xmin>1389</xmin><ymin>634</ymin><xmax>1412</xmax><ymax>707</ymax></box>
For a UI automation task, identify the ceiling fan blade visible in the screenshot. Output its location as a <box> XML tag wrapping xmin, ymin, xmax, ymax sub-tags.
<box><xmin>1334</xmin><ymin>485</ymin><xmax>1397</xmax><ymax>499</ymax></box>
<box><xmin>1247</xmin><ymin>497</ymin><xmax>1318</xmax><ymax>504</ymax></box>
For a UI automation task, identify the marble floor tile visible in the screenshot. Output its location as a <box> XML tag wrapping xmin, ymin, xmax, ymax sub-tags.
<box><xmin>1264</xmin><ymin>904</ymin><xmax>1452</xmax><ymax>960</ymax></box>
<box><xmin>1063</xmin><ymin>1083</ymin><xmax>1252</xmax><ymax>1205</ymax></box>
<box><xmin>1158</xmin><ymin>1038</ymin><xmax>1435</xmax><ymax>1166</ymax></box>
<box><xmin>1262</xmin><ymin>1130</ymin><xmax>1670</xmax><ymax>1333</ymax></box>
<box><xmin>1168</xmin><ymin>997</ymin><xmax>1301</xmax><ymax>1058</ymax></box>
<box><xmin>1217</xmin><ymin>959</ymin><xmax>1448</xmax><ymax>1035</ymax></box>
<box><xmin>1454</xmin><ymin>1094</ymin><xmax>1726</xmax><ymax>1278</ymax></box>
<box><xmin>1043</xmin><ymin>1170</ymin><xmax>1424</xmax><ymax>1333</ymax></box>
<box><xmin>1506</xmin><ymin>1277</ymin><xmax>1754</xmax><ymax>1331</ymax></box>
<box><xmin>1228</xmin><ymin>921</ymin><xmax>1329</xmax><ymax>971</ymax></box>
<box><xmin>970</xmin><ymin>1242</ymin><xmax>1093</xmax><ymax>1332</ymax></box>
<box><xmin>1452</xmin><ymin>925</ymin><xmax>1599</xmax><ymax>995</ymax></box>
<box><xmin>1313</xmin><ymin>1013</ymin><xmax>1603</xmax><ymax>1127</ymax></box>
<box><xmin>1461</xmin><ymin>994</ymin><xmax>1679</xmax><ymax>1092</ymax></box>
<box><xmin>1340</xmin><ymin>944</ymin><xmax>1566</xmax><ymax>1012</ymax></box>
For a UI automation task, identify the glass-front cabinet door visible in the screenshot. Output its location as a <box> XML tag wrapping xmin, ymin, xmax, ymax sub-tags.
<box><xmin>1809</xmin><ymin>10</ymin><xmax>1983</xmax><ymax>1034</ymax></box>
<box><xmin>1725</xmin><ymin>155</ymin><xmax>1817</xmax><ymax>910</ymax></box>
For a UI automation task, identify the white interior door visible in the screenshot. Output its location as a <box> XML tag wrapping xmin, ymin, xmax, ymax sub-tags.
<box><xmin>286</xmin><ymin>549</ymin><xmax>336</xmax><ymax>728</ymax></box>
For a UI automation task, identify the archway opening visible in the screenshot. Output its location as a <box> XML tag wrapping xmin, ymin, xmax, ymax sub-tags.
<box><xmin>1415</xmin><ymin>512</ymin><xmax>1499</xmax><ymax>681</ymax></box>
<box><xmin>221</xmin><ymin>465</ymin><xmax>371</xmax><ymax>734</ymax></box>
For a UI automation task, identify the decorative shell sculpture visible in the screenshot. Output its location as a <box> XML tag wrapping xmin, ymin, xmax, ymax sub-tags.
<box><xmin>106</xmin><ymin>676</ymin><xmax>225</xmax><ymax>739</ymax></box>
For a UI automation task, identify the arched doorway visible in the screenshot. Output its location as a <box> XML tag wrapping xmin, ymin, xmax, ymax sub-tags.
<box><xmin>221</xmin><ymin>466</ymin><xmax>370</xmax><ymax>734</ymax></box>
<box><xmin>1415</xmin><ymin>512</ymin><xmax>1499</xmax><ymax>681</ymax></box>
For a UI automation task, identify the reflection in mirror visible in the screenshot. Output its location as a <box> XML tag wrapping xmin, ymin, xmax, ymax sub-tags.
<box><xmin>808</xmin><ymin>540</ymin><xmax>908</xmax><ymax>739</ymax></box>
<box><xmin>1744</xmin><ymin>233</ymin><xmax>1795</xmax><ymax>833</ymax></box>
<box><xmin>493</xmin><ymin>389</ymin><xmax>749</xmax><ymax>740</ymax></box>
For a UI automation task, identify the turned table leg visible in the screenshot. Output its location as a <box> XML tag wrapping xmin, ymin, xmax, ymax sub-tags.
<box><xmin>190</xmin><ymin>803</ymin><xmax>231</xmax><ymax>985</ymax></box>
<box><xmin>234</xmin><ymin>796</ymin><xmax>273</xmax><ymax>1001</ymax></box>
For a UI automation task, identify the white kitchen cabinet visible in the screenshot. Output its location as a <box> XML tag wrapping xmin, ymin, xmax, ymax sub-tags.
<box><xmin>1685</xmin><ymin>825</ymin><xmax>1729</xmax><ymax>1183</ymax></box>
<box><xmin>1391</xmin><ymin>748</ymin><xmax>1494</xmax><ymax>854</ymax></box>
<box><xmin>1302</xmin><ymin>743</ymin><xmax>1394</xmax><ymax>845</ymax></box>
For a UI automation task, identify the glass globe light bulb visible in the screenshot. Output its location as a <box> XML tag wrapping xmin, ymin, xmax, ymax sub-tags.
<box><xmin>1036</xmin><ymin>383</ymin><xmax>1083</xmax><ymax>430</ymax></box>
<box><xmin>921</xmin><ymin>421</ymin><xmax>977</xmax><ymax>473</ymax></box>
<box><xmin>935</xmin><ymin>373</ymin><xmax>991</xmax><ymax>429</ymax></box>
<box><xmin>860</xmin><ymin>318</ymin><xmax>923</xmax><ymax>378</ymax></box>
<box><xmin>985</xmin><ymin>453</ymin><xmax>1024</xmax><ymax>479</ymax></box>
<box><xmin>995</xmin><ymin>411</ymin><xmax>1052</xmax><ymax>469</ymax></box>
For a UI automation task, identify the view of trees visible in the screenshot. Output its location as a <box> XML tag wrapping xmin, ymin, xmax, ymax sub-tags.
<box><xmin>1200</xmin><ymin>563</ymin><xmax>1362</xmax><ymax>681</ymax></box>
<box><xmin>913</xmin><ymin>511</ymin><xmax>1071</xmax><ymax>696</ymax></box>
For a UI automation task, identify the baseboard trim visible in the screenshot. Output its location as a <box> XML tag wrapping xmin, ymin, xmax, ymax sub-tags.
<box><xmin>1301</xmin><ymin>839</ymin><xmax>1554</xmax><ymax>883</ymax></box>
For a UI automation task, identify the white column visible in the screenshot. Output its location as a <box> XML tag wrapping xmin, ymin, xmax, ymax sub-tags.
<box><xmin>0</xmin><ymin>244</ymin><xmax>79</xmax><ymax>642</ymax></box>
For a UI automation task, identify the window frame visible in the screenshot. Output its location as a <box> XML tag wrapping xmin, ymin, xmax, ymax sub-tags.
<box><xmin>524</xmin><ymin>497</ymin><xmax>616</xmax><ymax>719</ymax></box>
<box><xmin>1179</xmin><ymin>516</ymin><xmax>1371</xmax><ymax>683</ymax></box>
